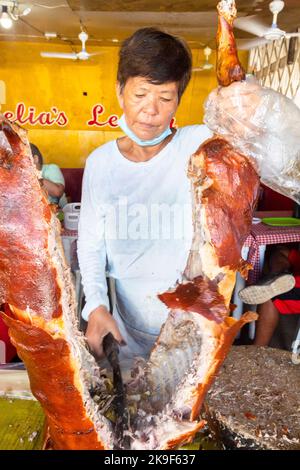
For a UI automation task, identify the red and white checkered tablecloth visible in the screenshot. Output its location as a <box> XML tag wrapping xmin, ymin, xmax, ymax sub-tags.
<box><xmin>244</xmin><ymin>233</ymin><xmax>253</xmax><ymax>248</ymax></box>
<box><xmin>246</xmin><ymin>223</ymin><xmax>300</xmax><ymax>284</ymax></box>
<box><xmin>61</xmin><ymin>228</ymin><xmax>78</xmax><ymax>237</ymax></box>
<box><xmin>251</xmin><ymin>223</ymin><xmax>300</xmax><ymax>245</ymax></box>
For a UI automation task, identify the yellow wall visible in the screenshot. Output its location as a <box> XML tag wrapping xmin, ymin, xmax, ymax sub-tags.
<box><xmin>0</xmin><ymin>41</ymin><xmax>248</xmax><ymax>168</ymax></box>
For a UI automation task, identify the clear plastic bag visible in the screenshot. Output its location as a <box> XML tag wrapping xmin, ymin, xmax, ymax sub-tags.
<box><xmin>204</xmin><ymin>75</ymin><xmax>300</xmax><ymax>203</ymax></box>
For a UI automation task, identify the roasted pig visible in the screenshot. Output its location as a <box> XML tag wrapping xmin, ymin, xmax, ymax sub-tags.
<box><xmin>0</xmin><ymin>0</ymin><xmax>259</xmax><ymax>450</ymax></box>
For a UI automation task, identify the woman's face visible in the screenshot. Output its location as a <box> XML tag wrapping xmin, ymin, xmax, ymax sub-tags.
<box><xmin>117</xmin><ymin>77</ymin><xmax>179</xmax><ymax>140</ymax></box>
<box><xmin>33</xmin><ymin>154</ymin><xmax>42</xmax><ymax>170</ymax></box>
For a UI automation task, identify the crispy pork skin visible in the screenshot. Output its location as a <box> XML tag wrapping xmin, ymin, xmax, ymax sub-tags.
<box><xmin>0</xmin><ymin>0</ymin><xmax>260</xmax><ymax>449</ymax></box>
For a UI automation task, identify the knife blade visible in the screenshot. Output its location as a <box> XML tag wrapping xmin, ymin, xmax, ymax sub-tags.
<box><xmin>102</xmin><ymin>332</ymin><xmax>129</xmax><ymax>448</ymax></box>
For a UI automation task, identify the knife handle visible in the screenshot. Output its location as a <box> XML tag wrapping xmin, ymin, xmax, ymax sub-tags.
<box><xmin>103</xmin><ymin>332</ymin><xmax>119</xmax><ymax>362</ymax></box>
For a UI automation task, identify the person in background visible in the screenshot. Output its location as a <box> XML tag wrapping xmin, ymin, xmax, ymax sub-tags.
<box><xmin>30</xmin><ymin>143</ymin><xmax>68</xmax><ymax>208</ymax></box>
<box><xmin>239</xmin><ymin>245</ymin><xmax>300</xmax><ymax>349</ymax></box>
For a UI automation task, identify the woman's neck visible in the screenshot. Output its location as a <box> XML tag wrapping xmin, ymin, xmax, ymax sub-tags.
<box><xmin>117</xmin><ymin>130</ymin><xmax>176</xmax><ymax>163</ymax></box>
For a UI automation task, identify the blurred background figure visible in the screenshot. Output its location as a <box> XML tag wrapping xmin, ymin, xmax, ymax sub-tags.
<box><xmin>30</xmin><ymin>143</ymin><xmax>67</xmax><ymax>208</ymax></box>
<box><xmin>239</xmin><ymin>245</ymin><xmax>300</xmax><ymax>350</ymax></box>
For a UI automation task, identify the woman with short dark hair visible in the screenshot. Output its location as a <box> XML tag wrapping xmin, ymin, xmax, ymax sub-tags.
<box><xmin>117</xmin><ymin>27</ymin><xmax>192</xmax><ymax>101</ymax></box>
<box><xmin>77</xmin><ymin>28</ymin><xmax>213</xmax><ymax>360</ymax></box>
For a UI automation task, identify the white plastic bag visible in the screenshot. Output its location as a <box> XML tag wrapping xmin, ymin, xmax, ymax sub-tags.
<box><xmin>204</xmin><ymin>75</ymin><xmax>300</xmax><ymax>203</ymax></box>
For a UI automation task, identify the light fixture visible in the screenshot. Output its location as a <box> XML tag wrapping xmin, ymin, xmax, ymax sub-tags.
<box><xmin>0</xmin><ymin>1</ymin><xmax>32</xmax><ymax>29</ymax></box>
<box><xmin>44</xmin><ymin>31</ymin><xmax>57</xmax><ymax>39</ymax></box>
<box><xmin>0</xmin><ymin>5</ymin><xmax>13</xmax><ymax>29</ymax></box>
<box><xmin>22</xmin><ymin>6</ymin><xmax>31</xmax><ymax>16</ymax></box>
<box><xmin>204</xmin><ymin>46</ymin><xmax>212</xmax><ymax>57</ymax></box>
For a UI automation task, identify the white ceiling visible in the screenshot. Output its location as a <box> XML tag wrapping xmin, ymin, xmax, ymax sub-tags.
<box><xmin>0</xmin><ymin>0</ymin><xmax>299</xmax><ymax>50</ymax></box>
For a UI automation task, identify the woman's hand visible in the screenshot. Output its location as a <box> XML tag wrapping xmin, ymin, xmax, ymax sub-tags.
<box><xmin>205</xmin><ymin>77</ymin><xmax>264</xmax><ymax>139</ymax></box>
<box><xmin>85</xmin><ymin>305</ymin><xmax>125</xmax><ymax>358</ymax></box>
<box><xmin>42</xmin><ymin>179</ymin><xmax>65</xmax><ymax>198</ymax></box>
<box><xmin>214</xmin><ymin>79</ymin><xmax>262</xmax><ymax>116</ymax></box>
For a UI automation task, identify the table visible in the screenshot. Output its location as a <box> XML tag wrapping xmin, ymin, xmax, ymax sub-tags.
<box><xmin>231</xmin><ymin>233</ymin><xmax>254</xmax><ymax>331</ymax></box>
<box><xmin>61</xmin><ymin>228</ymin><xmax>82</xmax><ymax>319</ymax></box>
<box><xmin>247</xmin><ymin>223</ymin><xmax>300</xmax><ymax>284</ymax></box>
<box><xmin>61</xmin><ymin>222</ymin><xmax>300</xmax><ymax>343</ymax></box>
<box><xmin>61</xmin><ymin>228</ymin><xmax>78</xmax><ymax>268</ymax></box>
<box><xmin>233</xmin><ymin>221</ymin><xmax>300</xmax><ymax>339</ymax></box>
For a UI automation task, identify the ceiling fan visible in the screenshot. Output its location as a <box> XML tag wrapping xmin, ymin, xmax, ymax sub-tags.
<box><xmin>40</xmin><ymin>31</ymin><xmax>100</xmax><ymax>61</ymax></box>
<box><xmin>192</xmin><ymin>46</ymin><xmax>214</xmax><ymax>72</ymax></box>
<box><xmin>236</xmin><ymin>1</ymin><xmax>300</xmax><ymax>50</ymax></box>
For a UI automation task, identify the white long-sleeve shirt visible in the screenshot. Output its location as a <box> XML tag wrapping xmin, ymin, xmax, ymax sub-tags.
<box><xmin>77</xmin><ymin>125</ymin><xmax>212</xmax><ymax>341</ymax></box>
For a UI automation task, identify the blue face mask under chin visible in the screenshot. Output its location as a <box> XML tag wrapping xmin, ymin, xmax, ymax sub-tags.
<box><xmin>118</xmin><ymin>114</ymin><xmax>173</xmax><ymax>147</ymax></box>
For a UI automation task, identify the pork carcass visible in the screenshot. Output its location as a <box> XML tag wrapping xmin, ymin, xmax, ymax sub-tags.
<box><xmin>0</xmin><ymin>0</ymin><xmax>259</xmax><ymax>450</ymax></box>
